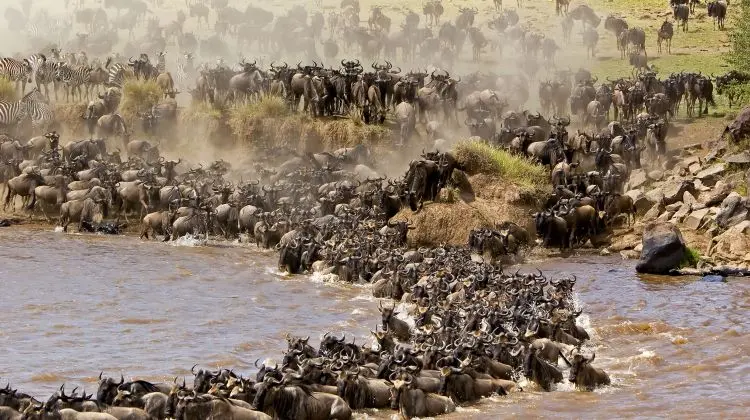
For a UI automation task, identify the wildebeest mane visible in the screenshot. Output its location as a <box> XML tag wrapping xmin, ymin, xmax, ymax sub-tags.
<box><xmin>340</xmin><ymin>377</ymin><xmax>373</xmax><ymax>409</ymax></box>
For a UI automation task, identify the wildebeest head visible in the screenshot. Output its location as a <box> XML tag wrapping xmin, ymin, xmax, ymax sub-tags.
<box><xmin>96</xmin><ymin>372</ymin><xmax>124</xmax><ymax>404</ymax></box>
<box><xmin>568</xmin><ymin>351</ymin><xmax>594</xmax><ymax>383</ymax></box>
<box><xmin>378</xmin><ymin>301</ymin><xmax>396</xmax><ymax>330</ymax></box>
<box><xmin>251</xmin><ymin>376</ymin><xmax>286</xmax><ymax>413</ymax></box>
<box><xmin>318</xmin><ymin>332</ymin><xmax>346</xmax><ymax>356</ymax></box>
<box><xmin>164</xmin><ymin>378</ymin><xmax>188</xmax><ymax>418</ymax></box>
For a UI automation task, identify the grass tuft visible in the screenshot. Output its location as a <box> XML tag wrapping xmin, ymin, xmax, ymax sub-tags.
<box><xmin>679</xmin><ymin>246</ymin><xmax>701</xmax><ymax>269</ymax></box>
<box><xmin>453</xmin><ymin>139</ymin><xmax>548</xmax><ymax>191</ymax></box>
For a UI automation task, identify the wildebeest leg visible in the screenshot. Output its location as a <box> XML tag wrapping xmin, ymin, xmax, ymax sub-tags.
<box><xmin>26</xmin><ymin>191</ymin><xmax>36</xmax><ymax>211</ymax></box>
<box><xmin>39</xmin><ymin>203</ymin><xmax>51</xmax><ymax>222</ymax></box>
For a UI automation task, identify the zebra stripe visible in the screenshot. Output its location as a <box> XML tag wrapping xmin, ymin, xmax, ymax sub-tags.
<box><xmin>56</xmin><ymin>63</ymin><xmax>92</xmax><ymax>100</ymax></box>
<box><xmin>0</xmin><ymin>89</ymin><xmax>43</xmax><ymax>127</ymax></box>
<box><xmin>0</xmin><ymin>57</ymin><xmax>31</xmax><ymax>83</ymax></box>
<box><xmin>25</xmin><ymin>54</ymin><xmax>47</xmax><ymax>84</ymax></box>
<box><xmin>107</xmin><ymin>63</ymin><xmax>127</xmax><ymax>88</ymax></box>
<box><xmin>24</xmin><ymin>90</ymin><xmax>55</xmax><ymax>129</ymax></box>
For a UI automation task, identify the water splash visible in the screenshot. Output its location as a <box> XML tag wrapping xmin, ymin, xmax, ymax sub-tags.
<box><xmin>169</xmin><ymin>234</ymin><xmax>207</xmax><ymax>247</ymax></box>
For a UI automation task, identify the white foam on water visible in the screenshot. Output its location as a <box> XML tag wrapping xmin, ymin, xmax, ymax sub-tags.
<box><xmin>456</xmin><ymin>406</ymin><xmax>481</xmax><ymax>413</ymax></box>
<box><xmin>169</xmin><ymin>234</ymin><xmax>207</xmax><ymax>247</ymax></box>
<box><xmin>309</xmin><ymin>271</ymin><xmax>340</xmax><ymax>283</ymax></box>
<box><xmin>53</xmin><ymin>226</ymin><xmax>64</xmax><ymax>233</ymax></box>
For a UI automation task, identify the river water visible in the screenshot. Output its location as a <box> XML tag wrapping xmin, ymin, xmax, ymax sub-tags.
<box><xmin>0</xmin><ymin>228</ymin><xmax>747</xmax><ymax>418</ymax></box>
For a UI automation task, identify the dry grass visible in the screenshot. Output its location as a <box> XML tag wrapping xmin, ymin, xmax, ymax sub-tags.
<box><xmin>226</xmin><ymin>95</ymin><xmax>392</xmax><ymax>152</ymax></box>
<box><xmin>0</xmin><ymin>77</ymin><xmax>17</xmax><ymax>102</ymax></box>
<box><xmin>53</xmin><ymin>103</ymin><xmax>87</xmax><ymax>137</ymax></box>
<box><xmin>119</xmin><ymin>79</ymin><xmax>163</xmax><ymax>126</ymax></box>
<box><xmin>453</xmin><ymin>139</ymin><xmax>548</xmax><ymax>192</ymax></box>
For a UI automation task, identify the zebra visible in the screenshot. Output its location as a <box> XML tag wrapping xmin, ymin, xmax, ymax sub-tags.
<box><xmin>0</xmin><ymin>95</ymin><xmax>30</xmax><ymax>132</ymax></box>
<box><xmin>156</xmin><ymin>52</ymin><xmax>167</xmax><ymax>74</ymax></box>
<box><xmin>34</xmin><ymin>60</ymin><xmax>59</xmax><ymax>101</ymax></box>
<box><xmin>22</xmin><ymin>88</ymin><xmax>55</xmax><ymax>131</ymax></box>
<box><xmin>175</xmin><ymin>53</ymin><xmax>195</xmax><ymax>90</ymax></box>
<box><xmin>0</xmin><ymin>89</ymin><xmax>50</xmax><ymax>134</ymax></box>
<box><xmin>106</xmin><ymin>62</ymin><xmax>128</xmax><ymax>88</ymax></box>
<box><xmin>0</xmin><ymin>57</ymin><xmax>32</xmax><ymax>94</ymax></box>
<box><xmin>25</xmin><ymin>54</ymin><xmax>48</xmax><ymax>91</ymax></box>
<box><xmin>55</xmin><ymin>63</ymin><xmax>92</xmax><ymax>101</ymax></box>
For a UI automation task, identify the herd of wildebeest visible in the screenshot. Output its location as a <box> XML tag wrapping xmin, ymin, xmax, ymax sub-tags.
<box><xmin>0</xmin><ymin>0</ymin><xmax>745</xmax><ymax>418</ymax></box>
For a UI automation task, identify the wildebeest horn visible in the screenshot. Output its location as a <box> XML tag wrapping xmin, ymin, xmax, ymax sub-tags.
<box><xmin>191</xmin><ymin>364</ymin><xmax>198</xmax><ymax>374</ymax></box>
<box><xmin>119</xmin><ymin>374</ymin><xmax>124</xmax><ymax>385</ymax></box>
<box><xmin>98</xmin><ymin>372</ymin><xmax>103</xmax><ymax>380</ymax></box>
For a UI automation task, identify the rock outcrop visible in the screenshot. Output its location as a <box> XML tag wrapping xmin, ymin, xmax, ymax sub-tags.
<box><xmin>636</xmin><ymin>222</ymin><xmax>687</xmax><ymax>274</ymax></box>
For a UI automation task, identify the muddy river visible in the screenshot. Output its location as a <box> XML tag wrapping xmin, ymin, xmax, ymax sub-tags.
<box><xmin>0</xmin><ymin>228</ymin><xmax>747</xmax><ymax>418</ymax></box>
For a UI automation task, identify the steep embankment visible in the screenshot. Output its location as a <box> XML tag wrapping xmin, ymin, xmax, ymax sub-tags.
<box><xmin>393</xmin><ymin>139</ymin><xmax>549</xmax><ymax>246</ymax></box>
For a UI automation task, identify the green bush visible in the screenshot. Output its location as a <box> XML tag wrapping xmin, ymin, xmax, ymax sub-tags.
<box><xmin>453</xmin><ymin>139</ymin><xmax>548</xmax><ymax>191</ymax></box>
<box><xmin>120</xmin><ymin>79</ymin><xmax>163</xmax><ymax>125</ymax></box>
<box><xmin>679</xmin><ymin>247</ymin><xmax>701</xmax><ymax>269</ymax></box>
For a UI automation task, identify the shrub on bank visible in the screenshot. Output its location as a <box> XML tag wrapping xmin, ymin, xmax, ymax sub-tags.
<box><xmin>120</xmin><ymin>79</ymin><xmax>163</xmax><ymax>126</ymax></box>
<box><xmin>0</xmin><ymin>76</ymin><xmax>17</xmax><ymax>102</ymax></box>
<box><xmin>453</xmin><ymin>139</ymin><xmax>548</xmax><ymax>191</ymax></box>
<box><xmin>228</xmin><ymin>95</ymin><xmax>392</xmax><ymax>152</ymax></box>
<box><xmin>53</xmin><ymin>103</ymin><xmax>88</xmax><ymax>137</ymax></box>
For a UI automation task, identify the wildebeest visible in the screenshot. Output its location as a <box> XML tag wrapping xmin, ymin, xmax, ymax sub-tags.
<box><xmin>568</xmin><ymin>351</ymin><xmax>611</xmax><ymax>391</ymax></box>
<box><xmin>673</xmin><ymin>4</ymin><xmax>690</xmax><ymax>32</ymax></box>
<box><xmin>174</xmin><ymin>393</ymin><xmax>270</xmax><ymax>419</ymax></box>
<box><xmin>524</xmin><ymin>344</ymin><xmax>564</xmax><ymax>391</ymax></box>
<box><xmin>253</xmin><ymin>378</ymin><xmax>352</xmax><ymax>419</ymax></box>
<box><xmin>336</xmin><ymin>370</ymin><xmax>391</xmax><ymax>409</ymax></box>
<box><xmin>626</xmin><ymin>27</ymin><xmax>647</xmax><ymax>57</ymax></box>
<box><xmin>604</xmin><ymin>15</ymin><xmax>628</xmax><ymax>38</ymax></box>
<box><xmin>707</xmin><ymin>1</ymin><xmax>728</xmax><ymax>30</ymax></box>
<box><xmin>378</xmin><ymin>301</ymin><xmax>411</xmax><ymax>341</ymax></box>
<box><xmin>389</xmin><ymin>373</ymin><xmax>455</xmax><ymax>418</ymax></box>
<box><xmin>657</xmin><ymin>20</ymin><xmax>674</xmax><ymax>54</ymax></box>
<box><xmin>582</xmin><ymin>28</ymin><xmax>599</xmax><ymax>58</ymax></box>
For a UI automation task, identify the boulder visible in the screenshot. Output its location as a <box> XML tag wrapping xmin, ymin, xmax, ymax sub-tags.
<box><xmin>724</xmin><ymin>151</ymin><xmax>750</xmax><ymax>165</ymax></box>
<box><xmin>696</xmin><ymin>163</ymin><xmax>726</xmax><ymax>183</ymax></box>
<box><xmin>684</xmin><ymin>208</ymin><xmax>710</xmax><ymax>230</ymax></box>
<box><xmin>688</xmin><ymin>162</ymin><xmax>702</xmax><ymax>175</ymax></box>
<box><xmin>645</xmin><ymin>187</ymin><xmax>665</xmax><ymax>205</ymax></box>
<box><xmin>625</xmin><ymin>189</ymin><xmax>651</xmax><ymax>214</ymax></box>
<box><xmin>663</xmin><ymin>179</ymin><xmax>692</xmax><ymax>205</ymax></box>
<box><xmin>709</xmin><ymin>220</ymin><xmax>750</xmax><ymax>263</ymax></box>
<box><xmin>672</xmin><ymin>202</ymin><xmax>691</xmax><ymax>223</ymax></box>
<box><xmin>620</xmin><ymin>250</ymin><xmax>640</xmax><ymax>260</ymax></box>
<box><xmin>636</xmin><ymin>222</ymin><xmax>687</xmax><ymax>274</ymax></box>
<box><xmin>715</xmin><ymin>192</ymin><xmax>749</xmax><ymax>229</ymax></box>
<box><xmin>628</xmin><ymin>169</ymin><xmax>648</xmax><ymax>189</ymax></box>
<box><xmin>657</xmin><ymin>211</ymin><xmax>674</xmax><ymax>222</ymax></box>
<box><xmin>647</xmin><ymin>169</ymin><xmax>664</xmax><ymax>181</ymax></box>
<box><xmin>693</xmin><ymin>178</ymin><xmax>711</xmax><ymax>192</ymax></box>
<box><xmin>665</xmin><ymin>202</ymin><xmax>683</xmax><ymax>212</ymax></box>
<box><xmin>642</xmin><ymin>203</ymin><xmax>662</xmax><ymax>222</ymax></box>
<box><xmin>683</xmin><ymin>191</ymin><xmax>697</xmax><ymax>208</ymax></box>
<box><xmin>702</xmin><ymin>180</ymin><xmax>733</xmax><ymax>207</ymax></box>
